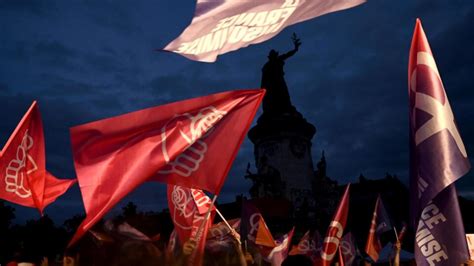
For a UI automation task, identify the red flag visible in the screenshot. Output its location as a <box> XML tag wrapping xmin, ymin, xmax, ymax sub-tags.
<box><xmin>338</xmin><ymin>244</ymin><xmax>345</xmax><ymax>266</ymax></box>
<box><xmin>365</xmin><ymin>195</ymin><xmax>392</xmax><ymax>262</ymax></box>
<box><xmin>240</xmin><ymin>199</ymin><xmax>276</xmax><ymax>248</ymax></box>
<box><xmin>168</xmin><ymin>185</ymin><xmax>214</xmax><ymax>266</ymax></box>
<box><xmin>320</xmin><ymin>184</ymin><xmax>350</xmax><ymax>266</ymax></box>
<box><xmin>0</xmin><ymin>102</ymin><xmax>75</xmax><ymax>214</ymax></box>
<box><xmin>68</xmin><ymin>89</ymin><xmax>264</xmax><ymax>246</ymax></box>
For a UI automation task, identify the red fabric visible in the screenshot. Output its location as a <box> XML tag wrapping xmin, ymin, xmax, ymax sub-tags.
<box><xmin>364</xmin><ymin>195</ymin><xmax>392</xmax><ymax>262</ymax></box>
<box><xmin>338</xmin><ymin>244</ymin><xmax>345</xmax><ymax>266</ymax></box>
<box><xmin>168</xmin><ymin>185</ymin><xmax>214</xmax><ymax>266</ymax></box>
<box><xmin>0</xmin><ymin>102</ymin><xmax>75</xmax><ymax>214</ymax></box>
<box><xmin>408</xmin><ymin>19</ymin><xmax>432</xmax><ymax>87</ymax></box>
<box><xmin>68</xmin><ymin>89</ymin><xmax>264</xmax><ymax>246</ymax></box>
<box><xmin>320</xmin><ymin>184</ymin><xmax>350</xmax><ymax>266</ymax></box>
<box><xmin>365</xmin><ymin>196</ymin><xmax>382</xmax><ymax>261</ymax></box>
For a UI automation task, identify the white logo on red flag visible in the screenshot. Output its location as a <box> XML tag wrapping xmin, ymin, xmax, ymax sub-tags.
<box><xmin>159</xmin><ymin>106</ymin><xmax>227</xmax><ymax>177</ymax></box>
<box><xmin>170</xmin><ymin>186</ymin><xmax>210</xmax><ymax>229</ymax></box>
<box><xmin>321</xmin><ymin>221</ymin><xmax>344</xmax><ymax>261</ymax></box>
<box><xmin>4</xmin><ymin>130</ymin><xmax>37</xmax><ymax>198</ymax></box>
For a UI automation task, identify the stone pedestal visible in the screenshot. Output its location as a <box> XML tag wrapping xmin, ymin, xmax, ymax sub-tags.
<box><xmin>248</xmin><ymin>111</ymin><xmax>316</xmax><ymax>202</ymax></box>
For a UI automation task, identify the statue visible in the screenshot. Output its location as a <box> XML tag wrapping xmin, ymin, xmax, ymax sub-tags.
<box><xmin>245</xmin><ymin>158</ymin><xmax>285</xmax><ymax>198</ymax></box>
<box><xmin>261</xmin><ymin>33</ymin><xmax>301</xmax><ymax>115</ymax></box>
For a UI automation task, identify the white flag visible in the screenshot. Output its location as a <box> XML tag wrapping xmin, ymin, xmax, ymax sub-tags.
<box><xmin>163</xmin><ymin>0</ymin><xmax>365</xmax><ymax>62</ymax></box>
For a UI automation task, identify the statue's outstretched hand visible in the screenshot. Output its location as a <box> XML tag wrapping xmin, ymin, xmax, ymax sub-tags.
<box><xmin>292</xmin><ymin>33</ymin><xmax>302</xmax><ymax>49</ymax></box>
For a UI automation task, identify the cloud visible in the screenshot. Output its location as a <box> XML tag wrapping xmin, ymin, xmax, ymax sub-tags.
<box><xmin>2</xmin><ymin>0</ymin><xmax>474</xmax><ymax>224</ymax></box>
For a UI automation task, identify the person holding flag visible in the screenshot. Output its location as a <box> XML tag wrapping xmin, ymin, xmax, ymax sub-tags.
<box><xmin>408</xmin><ymin>19</ymin><xmax>471</xmax><ymax>266</ymax></box>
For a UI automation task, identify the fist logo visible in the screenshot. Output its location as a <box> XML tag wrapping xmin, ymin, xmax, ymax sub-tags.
<box><xmin>5</xmin><ymin>130</ymin><xmax>37</xmax><ymax>198</ymax></box>
<box><xmin>159</xmin><ymin>106</ymin><xmax>227</xmax><ymax>177</ymax></box>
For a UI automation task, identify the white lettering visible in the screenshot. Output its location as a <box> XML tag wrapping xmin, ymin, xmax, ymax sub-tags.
<box><xmin>415</xmin><ymin>202</ymin><xmax>449</xmax><ymax>265</ymax></box>
<box><xmin>177</xmin><ymin>1</ymin><xmax>299</xmax><ymax>55</ymax></box>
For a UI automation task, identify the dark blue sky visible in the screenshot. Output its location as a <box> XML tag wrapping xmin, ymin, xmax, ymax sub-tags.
<box><xmin>1</xmin><ymin>0</ymin><xmax>473</xmax><ymax>224</ymax></box>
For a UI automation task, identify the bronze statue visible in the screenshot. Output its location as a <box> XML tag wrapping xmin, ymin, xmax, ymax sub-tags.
<box><xmin>261</xmin><ymin>33</ymin><xmax>301</xmax><ymax>115</ymax></box>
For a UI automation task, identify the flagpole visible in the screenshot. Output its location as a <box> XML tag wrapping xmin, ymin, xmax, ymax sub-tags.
<box><xmin>393</xmin><ymin>226</ymin><xmax>399</xmax><ymax>242</ymax></box>
<box><xmin>393</xmin><ymin>226</ymin><xmax>401</xmax><ymax>266</ymax></box>
<box><xmin>194</xmin><ymin>195</ymin><xmax>218</xmax><ymax>243</ymax></box>
<box><xmin>215</xmin><ymin>207</ymin><xmax>242</xmax><ymax>245</ymax></box>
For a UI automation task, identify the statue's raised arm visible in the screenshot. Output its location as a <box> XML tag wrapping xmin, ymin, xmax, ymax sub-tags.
<box><xmin>261</xmin><ymin>33</ymin><xmax>302</xmax><ymax>115</ymax></box>
<box><xmin>279</xmin><ymin>33</ymin><xmax>302</xmax><ymax>61</ymax></box>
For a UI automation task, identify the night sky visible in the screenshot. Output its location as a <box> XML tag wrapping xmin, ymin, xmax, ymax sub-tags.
<box><xmin>1</xmin><ymin>0</ymin><xmax>473</xmax><ymax>224</ymax></box>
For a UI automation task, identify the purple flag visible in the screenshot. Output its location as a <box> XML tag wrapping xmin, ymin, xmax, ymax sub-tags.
<box><xmin>341</xmin><ymin>232</ymin><xmax>358</xmax><ymax>266</ymax></box>
<box><xmin>240</xmin><ymin>199</ymin><xmax>276</xmax><ymax>247</ymax></box>
<box><xmin>408</xmin><ymin>19</ymin><xmax>470</xmax><ymax>266</ymax></box>
<box><xmin>162</xmin><ymin>0</ymin><xmax>365</xmax><ymax>62</ymax></box>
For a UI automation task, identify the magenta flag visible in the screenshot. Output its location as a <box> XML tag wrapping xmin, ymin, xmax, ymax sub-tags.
<box><xmin>162</xmin><ymin>0</ymin><xmax>365</xmax><ymax>62</ymax></box>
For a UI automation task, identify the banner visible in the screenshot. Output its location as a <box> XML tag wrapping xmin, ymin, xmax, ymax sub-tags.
<box><xmin>0</xmin><ymin>101</ymin><xmax>75</xmax><ymax>214</ymax></box>
<box><xmin>341</xmin><ymin>232</ymin><xmax>358</xmax><ymax>265</ymax></box>
<box><xmin>408</xmin><ymin>19</ymin><xmax>470</xmax><ymax>266</ymax></box>
<box><xmin>320</xmin><ymin>184</ymin><xmax>350</xmax><ymax>266</ymax></box>
<box><xmin>365</xmin><ymin>195</ymin><xmax>392</xmax><ymax>262</ymax></box>
<box><xmin>261</xmin><ymin>227</ymin><xmax>295</xmax><ymax>266</ymax></box>
<box><xmin>68</xmin><ymin>89</ymin><xmax>264</xmax><ymax>246</ymax></box>
<box><xmin>163</xmin><ymin>0</ymin><xmax>365</xmax><ymax>62</ymax></box>
<box><xmin>240</xmin><ymin>199</ymin><xmax>276</xmax><ymax>248</ymax></box>
<box><xmin>168</xmin><ymin>185</ymin><xmax>214</xmax><ymax>266</ymax></box>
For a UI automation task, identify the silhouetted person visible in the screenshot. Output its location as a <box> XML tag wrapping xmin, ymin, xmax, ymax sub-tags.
<box><xmin>261</xmin><ymin>33</ymin><xmax>301</xmax><ymax>115</ymax></box>
<box><xmin>282</xmin><ymin>255</ymin><xmax>312</xmax><ymax>266</ymax></box>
